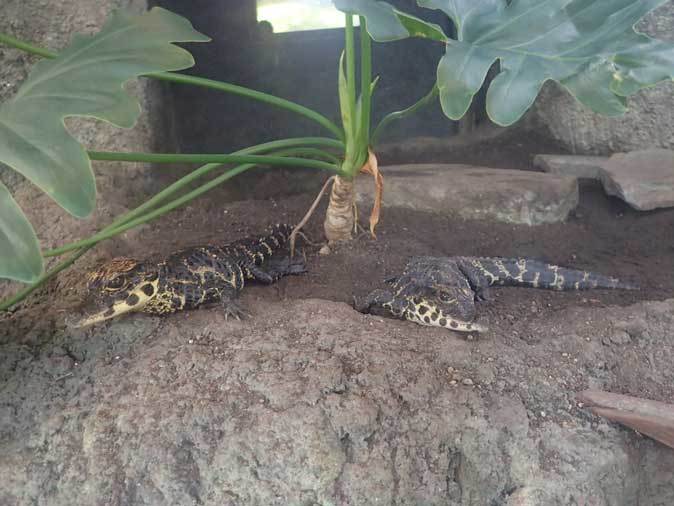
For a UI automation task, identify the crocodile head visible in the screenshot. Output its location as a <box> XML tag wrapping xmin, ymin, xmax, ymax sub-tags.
<box><xmin>358</xmin><ymin>284</ymin><xmax>486</xmax><ymax>333</ymax></box>
<box><xmin>404</xmin><ymin>285</ymin><xmax>486</xmax><ymax>332</ymax></box>
<box><xmin>74</xmin><ymin>257</ymin><xmax>161</xmax><ymax>327</ymax></box>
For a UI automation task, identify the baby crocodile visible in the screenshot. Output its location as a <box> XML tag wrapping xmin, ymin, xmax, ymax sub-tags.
<box><xmin>75</xmin><ymin>224</ymin><xmax>305</xmax><ymax>327</ymax></box>
<box><xmin>357</xmin><ymin>256</ymin><xmax>637</xmax><ymax>332</ymax></box>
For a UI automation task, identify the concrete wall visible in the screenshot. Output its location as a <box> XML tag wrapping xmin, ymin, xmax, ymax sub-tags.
<box><xmin>0</xmin><ymin>0</ymin><xmax>159</xmax><ymax>297</ymax></box>
<box><xmin>525</xmin><ymin>1</ymin><xmax>674</xmax><ymax>155</ymax></box>
<box><xmin>152</xmin><ymin>0</ymin><xmax>461</xmax><ymax>155</ymax></box>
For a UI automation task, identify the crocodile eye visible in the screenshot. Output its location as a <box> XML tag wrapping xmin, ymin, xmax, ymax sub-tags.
<box><xmin>105</xmin><ymin>277</ymin><xmax>125</xmax><ymax>291</ymax></box>
<box><xmin>145</xmin><ymin>271</ymin><xmax>159</xmax><ymax>282</ymax></box>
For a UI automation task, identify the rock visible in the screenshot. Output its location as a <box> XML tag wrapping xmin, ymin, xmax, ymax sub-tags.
<box><xmin>533</xmin><ymin>154</ymin><xmax>607</xmax><ymax>180</ymax></box>
<box><xmin>615</xmin><ymin>317</ymin><xmax>650</xmax><ymax>340</ymax></box>
<box><xmin>599</xmin><ymin>149</ymin><xmax>674</xmax><ymax>211</ymax></box>
<box><xmin>356</xmin><ymin>164</ymin><xmax>579</xmax><ymax>225</ymax></box>
<box><xmin>2</xmin><ymin>297</ymin><xmax>674</xmax><ymax>505</ymax></box>
<box><xmin>505</xmin><ymin>486</ymin><xmax>554</xmax><ymax>505</ymax></box>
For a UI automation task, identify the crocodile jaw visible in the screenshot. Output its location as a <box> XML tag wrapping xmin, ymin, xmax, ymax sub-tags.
<box><xmin>406</xmin><ymin>310</ymin><xmax>487</xmax><ymax>333</ymax></box>
<box><xmin>73</xmin><ymin>278</ymin><xmax>159</xmax><ymax>327</ymax></box>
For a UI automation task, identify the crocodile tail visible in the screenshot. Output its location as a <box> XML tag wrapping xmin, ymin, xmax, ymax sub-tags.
<box><xmin>226</xmin><ymin>223</ymin><xmax>293</xmax><ymax>264</ymax></box>
<box><xmin>255</xmin><ymin>223</ymin><xmax>293</xmax><ymax>258</ymax></box>
<box><xmin>466</xmin><ymin>257</ymin><xmax>638</xmax><ymax>291</ymax></box>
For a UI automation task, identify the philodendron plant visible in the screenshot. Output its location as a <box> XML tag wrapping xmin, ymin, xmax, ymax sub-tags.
<box><xmin>1</xmin><ymin>1</ymin><xmax>673</xmax><ymax>310</ymax></box>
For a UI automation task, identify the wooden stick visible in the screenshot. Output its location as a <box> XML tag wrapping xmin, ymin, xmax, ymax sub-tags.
<box><xmin>577</xmin><ymin>389</ymin><xmax>674</xmax><ymax>449</ymax></box>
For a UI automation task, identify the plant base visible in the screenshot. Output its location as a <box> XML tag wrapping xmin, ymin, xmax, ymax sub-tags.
<box><xmin>324</xmin><ymin>175</ymin><xmax>355</xmax><ymax>244</ymax></box>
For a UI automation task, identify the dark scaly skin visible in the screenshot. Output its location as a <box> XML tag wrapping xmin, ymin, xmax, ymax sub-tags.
<box><xmin>357</xmin><ymin>256</ymin><xmax>638</xmax><ymax>333</ymax></box>
<box><xmin>75</xmin><ymin>224</ymin><xmax>305</xmax><ymax>327</ymax></box>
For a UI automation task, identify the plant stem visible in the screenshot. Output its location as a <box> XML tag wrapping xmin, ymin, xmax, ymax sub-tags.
<box><xmin>45</xmin><ymin>148</ymin><xmax>312</xmax><ymax>257</ymax></box>
<box><xmin>344</xmin><ymin>15</ymin><xmax>357</xmax><ymax>129</ymax></box>
<box><xmin>102</xmin><ymin>137</ymin><xmax>337</xmax><ymax>231</ymax></box>
<box><xmin>0</xmin><ymin>32</ymin><xmax>56</xmax><ymax>58</ymax></box>
<box><xmin>147</xmin><ymin>72</ymin><xmax>344</xmax><ymax>140</ymax></box>
<box><xmin>88</xmin><ymin>151</ymin><xmax>338</xmax><ymax>172</ymax></box>
<box><xmin>44</xmin><ymin>139</ymin><xmax>342</xmax><ymax>258</ymax></box>
<box><xmin>371</xmin><ymin>84</ymin><xmax>439</xmax><ymax>145</ymax></box>
<box><xmin>359</xmin><ymin>17</ymin><xmax>372</xmax><ymax>154</ymax></box>
<box><xmin>272</xmin><ymin>147</ymin><xmax>341</xmax><ymax>165</ymax></box>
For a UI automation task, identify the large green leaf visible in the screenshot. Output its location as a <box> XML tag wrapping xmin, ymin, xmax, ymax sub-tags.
<box><xmin>0</xmin><ymin>7</ymin><xmax>209</xmax><ymax>218</ymax></box>
<box><xmin>0</xmin><ymin>180</ymin><xmax>42</xmax><ymax>283</ymax></box>
<box><xmin>0</xmin><ymin>7</ymin><xmax>209</xmax><ymax>282</ymax></box>
<box><xmin>417</xmin><ymin>0</ymin><xmax>502</xmax><ymax>39</ymax></box>
<box><xmin>426</xmin><ymin>0</ymin><xmax>674</xmax><ymax>125</ymax></box>
<box><xmin>332</xmin><ymin>0</ymin><xmax>447</xmax><ymax>42</ymax></box>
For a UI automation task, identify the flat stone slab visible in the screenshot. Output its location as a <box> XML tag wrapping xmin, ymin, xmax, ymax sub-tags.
<box><xmin>533</xmin><ymin>154</ymin><xmax>607</xmax><ymax>180</ymax></box>
<box><xmin>599</xmin><ymin>149</ymin><xmax>674</xmax><ymax>211</ymax></box>
<box><xmin>356</xmin><ymin>164</ymin><xmax>578</xmax><ymax>225</ymax></box>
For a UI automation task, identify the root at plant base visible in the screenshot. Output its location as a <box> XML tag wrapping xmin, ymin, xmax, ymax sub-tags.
<box><xmin>324</xmin><ymin>175</ymin><xmax>355</xmax><ymax>244</ymax></box>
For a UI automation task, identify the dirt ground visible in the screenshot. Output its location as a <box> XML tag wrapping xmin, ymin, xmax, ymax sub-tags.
<box><xmin>2</xmin><ymin>130</ymin><xmax>673</xmax><ymax>504</ymax></box>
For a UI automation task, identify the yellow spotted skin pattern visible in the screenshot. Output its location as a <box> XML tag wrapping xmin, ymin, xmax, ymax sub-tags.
<box><xmin>357</xmin><ymin>256</ymin><xmax>637</xmax><ymax>333</ymax></box>
<box><xmin>76</xmin><ymin>224</ymin><xmax>305</xmax><ymax>327</ymax></box>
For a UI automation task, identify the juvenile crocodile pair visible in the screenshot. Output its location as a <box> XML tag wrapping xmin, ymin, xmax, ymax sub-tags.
<box><xmin>78</xmin><ymin>224</ymin><xmax>637</xmax><ymax>331</ymax></box>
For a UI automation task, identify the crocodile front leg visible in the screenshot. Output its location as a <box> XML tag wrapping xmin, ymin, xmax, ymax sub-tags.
<box><xmin>245</xmin><ymin>255</ymin><xmax>307</xmax><ymax>284</ymax></box>
<box><xmin>204</xmin><ymin>281</ymin><xmax>247</xmax><ymax>320</ymax></box>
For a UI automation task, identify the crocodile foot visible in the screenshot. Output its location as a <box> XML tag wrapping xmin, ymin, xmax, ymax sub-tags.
<box><xmin>222</xmin><ymin>300</ymin><xmax>249</xmax><ymax>321</ymax></box>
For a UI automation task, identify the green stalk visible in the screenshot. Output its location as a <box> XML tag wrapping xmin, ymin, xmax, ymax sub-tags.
<box><xmin>344</xmin><ymin>15</ymin><xmax>357</xmax><ymax>130</ymax></box>
<box><xmin>147</xmin><ymin>72</ymin><xmax>344</xmax><ymax>140</ymax></box>
<box><xmin>88</xmin><ymin>137</ymin><xmax>343</xmax><ymax>165</ymax></box>
<box><xmin>358</xmin><ymin>17</ymin><xmax>372</xmax><ymax>157</ymax></box>
<box><xmin>45</xmin><ymin>147</ymin><xmax>321</xmax><ymax>257</ymax></box>
<box><xmin>338</xmin><ymin>14</ymin><xmax>360</xmax><ymax>180</ymax></box>
<box><xmin>87</xmin><ymin>151</ymin><xmax>338</xmax><ymax>172</ymax></box>
<box><xmin>95</xmin><ymin>137</ymin><xmax>340</xmax><ymax>234</ymax></box>
<box><xmin>0</xmin><ymin>32</ymin><xmax>56</xmax><ymax>58</ymax></box>
<box><xmin>0</xmin><ymin>33</ymin><xmax>344</xmax><ymax>140</ymax></box>
<box><xmin>270</xmin><ymin>147</ymin><xmax>341</xmax><ymax>165</ymax></box>
<box><xmin>42</xmin><ymin>138</ymin><xmax>340</xmax><ymax>260</ymax></box>
<box><xmin>371</xmin><ymin>84</ymin><xmax>439</xmax><ymax>145</ymax></box>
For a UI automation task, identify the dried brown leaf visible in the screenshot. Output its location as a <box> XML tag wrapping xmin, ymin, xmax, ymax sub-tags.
<box><xmin>359</xmin><ymin>149</ymin><xmax>383</xmax><ymax>238</ymax></box>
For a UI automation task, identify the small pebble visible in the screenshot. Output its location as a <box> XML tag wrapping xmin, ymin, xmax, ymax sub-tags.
<box><xmin>609</xmin><ymin>330</ymin><xmax>631</xmax><ymax>345</ymax></box>
<box><xmin>462</xmin><ymin>378</ymin><xmax>474</xmax><ymax>386</ymax></box>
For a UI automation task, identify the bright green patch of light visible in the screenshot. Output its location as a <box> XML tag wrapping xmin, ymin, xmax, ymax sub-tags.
<box><xmin>257</xmin><ymin>0</ymin><xmax>358</xmax><ymax>33</ymax></box>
